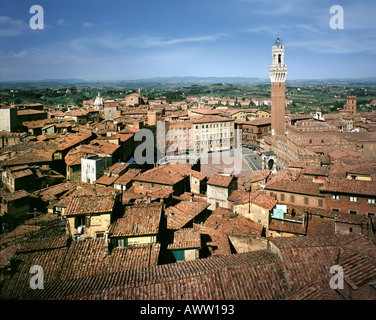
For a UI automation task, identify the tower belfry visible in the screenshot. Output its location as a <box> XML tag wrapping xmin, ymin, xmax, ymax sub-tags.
<box><xmin>269</xmin><ymin>35</ymin><xmax>287</xmax><ymax>137</ymax></box>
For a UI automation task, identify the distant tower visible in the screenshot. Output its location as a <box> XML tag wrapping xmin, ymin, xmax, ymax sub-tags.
<box><xmin>344</xmin><ymin>96</ymin><xmax>357</xmax><ymax>115</ymax></box>
<box><xmin>269</xmin><ymin>36</ymin><xmax>287</xmax><ymax>138</ymax></box>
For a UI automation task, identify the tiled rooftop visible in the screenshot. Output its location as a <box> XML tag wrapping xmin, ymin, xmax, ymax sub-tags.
<box><xmin>109</xmin><ymin>203</ymin><xmax>163</xmax><ymax>237</ymax></box>
<box><xmin>134</xmin><ymin>163</ymin><xmax>192</xmax><ymax>185</ymax></box>
<box><xmin>166</xmin><ymin>201</ymin><xmax>209</xmax><ymax>230</ymax></box>
<box><xmin>20</xmin><ymin>249</ymin><xmax>289</xmax><ymax>300</ymax></box>
<box><xmin>59</xmin><ymin>239</ymin><xmax>160</xmax><ymax>281</ymax></box>
<box><xmin>65</xmin><ymin>194</ymin><xmax>117</xmax><ymax>216</ymax></box>
<box><xmin>320</xmin><ymin>178</ymin><xmax>376</xmax><ymax>196</ymax></box>
<box><xmin>199</xmin><ymin>207</ymin><xmax>264</xmax><ymax>256</ymax></box>
<box><xmin>269</xmin><ymin>219</ymin><xmax>307</xmax><ymax>235</ymax></box>
<box><xmin>207</xmin><ymin>174</ymin><xmax>234</xmax><ymax>188</ymax></box>
<box><xmin>167</xmin><ymin>227</ymin><xmax>201</xmax><ymax>250</ymax></box>
<box><xmin>114</xmin><ymin>169</ymin><xmax>142</xmax><ymax>186</ymax></box>
<box><xmin>266</xmin><ymin>177</ymin><xmax>323</xmax><ymax>196</ymax></box>
<box><xmin>2</xmin><ymin>189</ymin><xmax>30</xmax><ymax>202</ymax></box>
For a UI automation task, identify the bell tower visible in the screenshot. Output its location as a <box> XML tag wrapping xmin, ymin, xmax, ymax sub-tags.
<box><xmin>269</xmin><ymin>36</ymin><xmax>287</xmax><ymax>138</ymax></box>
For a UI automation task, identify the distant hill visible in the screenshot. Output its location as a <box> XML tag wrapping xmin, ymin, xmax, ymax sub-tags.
<box><xmin>1</xmin><ymin>76</ymin><xmax>376</xmax><ymax>90</ymax></box>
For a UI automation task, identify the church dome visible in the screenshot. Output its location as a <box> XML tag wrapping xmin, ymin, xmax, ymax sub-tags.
<box><xmin>94</xmin><ymin>92</ymin><xmax>104</xmax><ymax>106</ymax></box>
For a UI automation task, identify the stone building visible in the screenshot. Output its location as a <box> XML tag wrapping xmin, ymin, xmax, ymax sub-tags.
<box><xmin>206</xmin><ymin>174</ymin><xmax>237</xmax><ymax>210</ymax></box>
<box><xmin>0</xmin><ymin>106</ymin><xmax>18</xmax><ymax>132</ymax></box>
<box><xmin>81</xmin><ymin>155</ymin><xmax>112</xmax><ymax>184</ymax></box>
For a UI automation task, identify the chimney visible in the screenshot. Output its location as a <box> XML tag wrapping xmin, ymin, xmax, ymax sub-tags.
<box><xmin>104</xmin><ymin>232</ymin><xmax>109</xmax><ymax>254</ymax></box>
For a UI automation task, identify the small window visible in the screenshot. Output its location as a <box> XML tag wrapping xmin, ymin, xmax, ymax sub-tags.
<box><xmin>349</xmin><ymin>196</ymin><xmax>358</xmax><ymax>203</ymax></box>
<box><xmin>304</xmin><ymin>197</ymin><xmax>309</xmax><ymax>205</ymax></box>
<box><xmin>290</xmin><ymin>195</ymin><xmax>295</xmax><ymax>203</ymax></box>
<box><xmin>318</xmin><ymin>199</ymin><xmax>323</xmax><ymax>207</ymax></box>
<box><xmin>332</xmin><ymin>208</ymin><xmax>340</xmax><ymax>212</ymax></box>
<box><xmin>349</xmin><ymin>227</ymin><xmax>353</xmax><ymax>233</ymax></box>
<box><xmin>280</xmin><ymin>194</ymin><xmax>285</xmax><ymax>201</ymax></box>
<box><xmin>349</xmin><ymin>210</ymin><xmax>358</xmax><ymax>215</ymax></box>
<box><xmin>74</xmin><ymin>216</ymin><xmax>85</xmax><ymax>228</ymax></box>
<box><xmin>139</xmin><ymin>182</ymin><xmax>143</xmax><ymax>187</ymax></box>
<box><xmin>332</xmin><ymin>195</ymin><xmax>340</xmax><ymax>201</ymax></box>
<box><xmin>309</xmin><ymin>139</ymin><xmax>312</xmax><ymax>145</ymax></box>
<box><xmin>367</xmin><ymin>198</ymin><xmax>375</xmax><ymax>205</ymax></box>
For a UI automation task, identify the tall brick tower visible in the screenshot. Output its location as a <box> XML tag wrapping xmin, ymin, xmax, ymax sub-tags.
<box><xmin>269</xmin><ymin>36</ymin><xmax>287</xmax><ymax>138</ymax></box>
<box><xmin>344</xmin><ymin>96</ymin><xmax>357</xmax><ymax>115</ymax></box>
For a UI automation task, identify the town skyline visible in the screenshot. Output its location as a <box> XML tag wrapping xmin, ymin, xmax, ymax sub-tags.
<box><xmin>1</xmin><ymin>0</ymin><xmax>375</xmax><ymax>81</ymax></box>
<box><xmin>1</xmin><ymin>0</ymin><xmax>376</xmax><ymax>305</ymax></box>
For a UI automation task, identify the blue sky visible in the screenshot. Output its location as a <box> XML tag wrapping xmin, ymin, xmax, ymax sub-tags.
<box><xmin>0</xmin><ymin>0</ymin><xmax>375</xmax><ymax>81</ymax></box>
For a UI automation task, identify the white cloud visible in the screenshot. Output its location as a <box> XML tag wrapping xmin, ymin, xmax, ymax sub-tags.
<box><xmin>0</xmin><ymin>16</ymin><xmax>29</xmax><ymax>37</ymax></box>
<box><xmin>55</xmin><ymin>19</ymin><xmax>70</xmax><ymax>27</ymax></box>
<box><xmin>82</xmin><ymin>22</ymin><xmax>94</xmax><ymax>28</ymax></box>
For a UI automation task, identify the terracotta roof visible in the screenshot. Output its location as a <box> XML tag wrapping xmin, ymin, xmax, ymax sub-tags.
<box><xmin>266</xmin><ymin>177</ymin><xmax>323</xmax><ymax>197</ymax></box>
<box><xmin>285</xmin><ymin>281</ymin><xmax>343</xmax><ymax>300</ymax></box>
<box><xmin>190</xmin><ymin>108</ymin><xmax>221</xmax><ymax>115</ymax></box>
<box><xmin>342</xmin><ymin>131</ymin><xmax>376</xmax><ymax>142</ymax></box>
<box><xmin>17</xmin><ymin>109</ymin><xmax>46</xmax><ymax>115</ymax></box>
<box><xmin>250</xmin><ymin>170</ymin><xmax>271</xmax><ymax>183</ymax></box>
<box><xmin>58</xmin><ymin>239</ymin><xmax>160</xmax><ymax>281</ymax></box>
<box><xmin>267</xmin><ymin>169</ymin><xmax>302</xmax><ymax>184</ymax></box>
<box><xmin>114</xmin><ymin>169</ymin><xmax>142</xmax><ymax>186</ymax></box>
<box><xmin>166</xmin><ymin>201</ymin><xmax>209</xmax><ymax>230</ymax></box>
<box><xmin>345</xmin><ymin>162</ymin><xmax>376</xmax><ymax>176</ymax></box>
<box><xmin>230</xmin><ymin>190</ymin><xmax>277</xmax><ymax>210</ymax></box>
<box><xmin>339</xmin><ymin>252</ymin><xmax>376</xmax><ymax>288</ymax></box>
<box><xmin>15</xmin><ymin>219</ymin><xmax>69</xmax><ymax>253</ymax></box>
<box><xmin>167</xmin><ymin>227</ymin><xmax>201</xmax><ymax>250</ymax></box>
<box><xmin>4</xmin><ymin>148</ymin><xmax>54</xmax><ymax>166</ymax></box>
<box><xmin>269</xmin><ymin>219</ymin><xmax>307</xmax><ymax>235</ymax></box>
<box><xmin>52</xmin><ymin>131</ymin><xmax>93</xmax><ymax>151</ymax></box>
<box><xmin>320</xmin><ymin>178</ymin><xmax>376</xmax><ymax>196</ymax></box>
<box><xmin>111</xmin><ymin>132</ymin><xmax>134</xmax><ymax>143</ymax></box>
<box><xmin>65</xmin><ymin>140</ymin><xmax>120</xmax><ymax>165</ymax></box>
<box><xmin>20</xmin><ymin>249</ymin><xmax>288</xmax><ymax>300</ymax></box>
<box><xmin>8</xmin><ymin>168</ymin><xmax>33</xmax><ymax>179</ymax></box>
<box><xmin>109</xmin><ymin>203</ymin><xmax>162</xmax><ymax>237</ymax></box>
<box><xmin>95</xmin><ymin>175</ymin><xmax>118</xmax><ymax>186</ymax></box>
<box><xmin>107</xmin><ymin>162</ymin><xmax>130</xmax><ymax>175</ymax></box>
<box><xmin>302</xmin><ymin>166</ymin><xmax>329</xmax><ymax>176</ymax></box>
<box><xmin>334</xmin><ymin>211</ymin><xmax>366</xmax><ymax>225</ymax></box>
<box><xmin>2</xmin><ymin>189</ymin><xmax>30</xmax><ymax>202</ymax></box>
<box><xmin>22</xmin><ymin>119</ymin><xmax>50</xmax><ymax>129</ymax></box>
<box><xmin>65</xmin><ymin>109</ymin><xmax>88</xmax><ymax>117</ymax></box>
<box><xmin>33</xmin><ymin>181</ymin><xmax>78</xmax><ymax>202</ymax></box>
<box><xmin>65</xmin><ymin>194</ymin><xmax>117</xmax><ymax>216</ymax></box>
<box><xmin>200</xmin><ymin>207</ymin><xmax>263</xmax><ymax>256</ymax></box>
<box><xmin>192</xmin><ymin>115</ymin><xmax>233</xmax><ymax>124</ymax></box>
<box><xmin>245</xmin><ymin>117</ymin><xmax>272</xmax><ymax>126</ymax></box>
<box><xmin>1</xmin><ymin>237</ymin><xmax>160</xmax><ymax>299</ymax></box>
<box><xmin>328</xmin><ymin>147</ymin><xmax>366</xmax><ymax>161</ymax></box>
<box><xmin>207</xmin><ymin>174</ymin><xmax>234</xmax><ymax>187</ymax></box>
<box><xmin>134</xmin><ymin>163</ymin><xmax>191</xmax><ymax>185</ymax></box>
